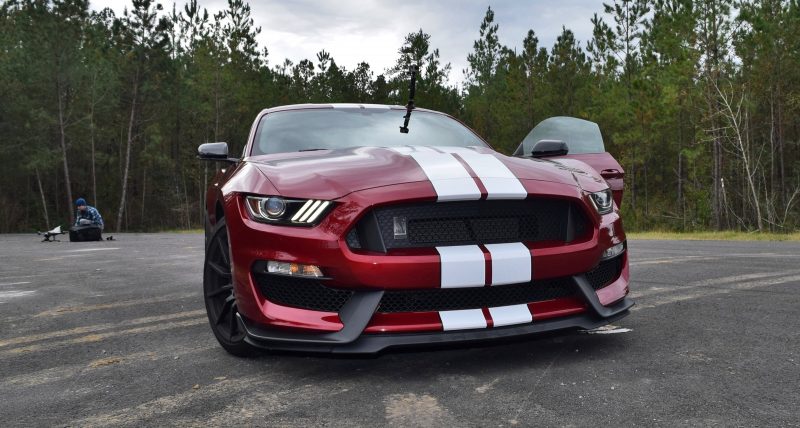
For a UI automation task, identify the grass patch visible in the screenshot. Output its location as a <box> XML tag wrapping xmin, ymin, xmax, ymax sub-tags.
<box><xmin>161</xmin><ymin>228</ymin><xmax>203</xmax><ymax>234</ymax></box>
<box><xmin>628</xmin><ymin>231</ymin><xmax>800</xmax><ymax>241</ymax></box>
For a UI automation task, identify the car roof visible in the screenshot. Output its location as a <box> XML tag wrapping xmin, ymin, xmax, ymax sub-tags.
<box><xmin>257</xmin><ymin>103</ymin><xmax>444</xmax><ymax>116</ymax></box>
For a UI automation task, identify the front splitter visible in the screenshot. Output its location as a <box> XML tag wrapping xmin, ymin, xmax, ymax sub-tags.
<box><xmin>238</xmin><ymin>296</ymin><xmax>634</xmax><ymax>355</ymax></box>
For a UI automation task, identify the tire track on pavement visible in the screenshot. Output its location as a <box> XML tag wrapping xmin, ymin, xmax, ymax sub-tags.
<box><xmin>633</xmin><ymin>273</ymin><xmax>800</xmax><ymax>311</ymax></box>
<box><xmin>0</xmin><ymin>343</ymin><xmax>215</xmax><ymax>388</ymax></box>
<box><xmin>0</xmin><ymin>317</ymin><xmax>206</xmax><ymax>358</ymax></box>
<box><xmin>0</xmin><ymin>310</ymin><xmax>204</xmax><ymax>348</ymax></box>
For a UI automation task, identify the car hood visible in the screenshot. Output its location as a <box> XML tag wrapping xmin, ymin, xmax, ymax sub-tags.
<box><xmin>247</xmin><ymin>146</ymin><xmax>604</xmax><ymax>200</ymax></box>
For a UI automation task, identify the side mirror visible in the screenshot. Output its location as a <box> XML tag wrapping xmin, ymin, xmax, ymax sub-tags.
<box><xmin>198</xmin><ymin>142</ymin><xmax>238</xmax><ymax>163</ymax></box>
<box><xmin>531</xmin><ymin>140</ymin><xmax>568</xmax><ymax>158</ymax></box>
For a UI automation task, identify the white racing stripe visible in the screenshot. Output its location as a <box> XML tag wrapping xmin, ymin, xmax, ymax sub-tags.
<box><xmin>389</xmin><ymin>146</ymin><xmax>481</xmax><ymax>201</ymax></box>
<box><xmin>436</xmin><ymin>245</ymin><xmax>485</xmax><ymax>288</ymax></box>
<box><xmin>389</xmin><ymin>146</ymin><xmax>528</xmax><ymax>201</ymax></box>
<box><xmin>488</xmin><ymin>304</ymin><xmax>533</xmax><ymax>327</ymax></box>
<box><xmin>485</xmin><ymin>243</ymin><xmax>532</xmax><ymax>285</ymax></box>
<box><xmin>439</xmin><ymin>309</ymin><xmax>487</xmax><ymax>331</ymax></box>
<box><xmin>438</xmin><ymin>147</ymin><xmax>527</xmax><ymax>199</ymax></box>
<box><xmin>407</xmin><ymin>151</ymin><xmax>481</xmax><ymax>201</ymax></box>
<box><xmin>388</xmin><ymin>146</ymin><xmax>420</xmax><ymax>155</ymax></box>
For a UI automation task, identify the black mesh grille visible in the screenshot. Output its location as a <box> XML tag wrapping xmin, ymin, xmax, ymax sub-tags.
<box><xmin>586</xmin><ymin>255</ymin><xmax>623</xmax><ymax>290</ymax></box>
<box><xmin>377</xmin><ymin>278</ymin><xmax>577</xmax><ymax>313</ymax></box>
<box><xmin>254</xmin><ymin>273</ymin><xmax>353</xmax><ymax>313</ymax></box>
<box><xmin>345</xmin><ymin>229</ymin><xmax>361</xmax><ymax>249</ymax></box>
<box><xmin>348</xmin><ymin>199</ymin><xmax>589</xmax><ymax>251</ymax></box>
<box><xmin>252</xmin><ymin>255</ymin><xmax>622</xmax><ymax>314</ymax></box>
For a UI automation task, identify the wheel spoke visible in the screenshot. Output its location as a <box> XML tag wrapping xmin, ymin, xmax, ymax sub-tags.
<box><xmin>206</xmin><ymin>283</ymin><xmax>233</xmax><ymax>299</ymax></box>
<box><xmin>216</xmin><ymin>236</ymin><xmax>230</xmax><ymax>266</ymax></box>
<box><xmin>208</xmin><ymin>260</ymin><xmax>231</xmax><ymax>278</ymax></box>
<box><xmin>229</xmin><ymin>304</ymin><xmax>239</xmax><ymax>335</ymax></box>
<box><xmin>216</xmin><ymin>295</ymin><xmax>235</xmax><ymax>326</ymax></box>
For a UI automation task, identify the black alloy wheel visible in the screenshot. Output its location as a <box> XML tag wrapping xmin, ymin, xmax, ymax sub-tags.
<box><xmin>203</xmin><ymin>218</ymin><xmax>258</xmax><ymax>357</ymax></box>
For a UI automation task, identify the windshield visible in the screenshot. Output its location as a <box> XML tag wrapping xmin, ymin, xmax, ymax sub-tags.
<box><xmin>250</xmin><ymin>108</ymin><xmax>488</xmax><ymax>155</ymax></box>
<box><xmin>516</xmin><ymin>116</ymin><xmax>605</xmax><ymax>155</ymax></box>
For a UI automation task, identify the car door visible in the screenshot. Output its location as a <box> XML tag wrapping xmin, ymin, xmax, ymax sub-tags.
<box><xmin>513</xmin><ymin>116</ymin><xmax>625</xmax><ymax>206</ymax></box>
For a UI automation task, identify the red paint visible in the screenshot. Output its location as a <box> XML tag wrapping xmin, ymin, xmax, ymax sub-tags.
<box><xmin>551</xmin><ymin>153</ymin><xmax>625</xmax><ymax>206</ymax></box>
<box><xmin>529</xmin><ymin>297</ymin><xmax>587</xmax><ymax>320</ymax></box>
<box><xmin>481</xmin><ymin>307</ymin><xmax>494</xmax><ymax>328</ymax></box>
<box><xmin>479</xmin><ymin>244</ymin><xmax>492</xmax><ymax>286</ymax></box>
<box><xmin>451</xmin><ymin>152</ymin><xmax>489</xmax><ymax>199</ymax></box>
<box><xmin>364</xmin><ymin>312</ymin><xmax>442</xmax><ymax>333</ymax></box>
<box><xmin>596</xmin><ymin>251</ymin><xmax>630</xmax><ymax>306</ymax></box>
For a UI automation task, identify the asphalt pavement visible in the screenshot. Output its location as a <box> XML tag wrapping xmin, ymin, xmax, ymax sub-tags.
<box><xmin>0</xmin><ymin>233</ymin><xmax>798</xmax><ymax>427</ymax></box>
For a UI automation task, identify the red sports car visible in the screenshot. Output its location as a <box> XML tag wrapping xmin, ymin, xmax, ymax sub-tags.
<box><xmin>199</xmin><ymin>104</ymin><xmax>631</xmax><ymax>356</ymax></box>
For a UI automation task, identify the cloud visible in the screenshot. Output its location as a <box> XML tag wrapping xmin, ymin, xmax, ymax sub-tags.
<box><xmin>90</xmin><ymin>0</ymin><xmax>605</xmax><ymax>86</ymax></box>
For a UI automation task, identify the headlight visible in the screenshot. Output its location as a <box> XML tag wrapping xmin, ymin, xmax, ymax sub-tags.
<box><xmin>266</xmin><ymin>260</ymin><xmax>324</xmax><ymax>278</ymax></box>
<box><xmin>245</xmin><ymin>196</ymin><xmax>332</xmax><ymax>225</ymax></box>
<box><xmin>589</xmin><ymin>189</ymin><xmax>614</xmax><ymax>215</ymax></box>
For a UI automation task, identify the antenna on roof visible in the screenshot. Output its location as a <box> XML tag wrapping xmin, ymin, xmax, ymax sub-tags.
<box><xmin>399</xmin><ymin>63</ymin><xmax>419</xmax><ymax>134</ymax></box>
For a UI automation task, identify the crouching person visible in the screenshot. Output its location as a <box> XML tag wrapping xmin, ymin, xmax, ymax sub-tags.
<box><xmin>71</xmin><ymin>198</ymin><xmax>104</xmax><ymax>241</ymax></box>
<box><xmin>75</xmin><ymin>198</ymin><xmax>104</xmax><ymax>229</ymax></box>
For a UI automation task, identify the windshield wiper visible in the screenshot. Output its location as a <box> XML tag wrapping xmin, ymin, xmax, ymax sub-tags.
<box><xmin>399</xmin><ymin>63</ymin><xmax>419</xmax><ymax>134</ymax></box>
<box><xmin>298</xmin><ymin>148</ymin><xmax>328</xmax><ymax>152</ymax></box>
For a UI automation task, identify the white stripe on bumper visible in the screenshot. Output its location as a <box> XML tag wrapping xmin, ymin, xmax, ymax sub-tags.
<box><xmin>485</xmin><ymin>242</ymin><xmax>532</xmax><ymax>285</ymax></box>
<box><xmin>439</xmin><ymin>309</ymin><xmax>487</xmax><ymax>331</ymax></box>
<box><xmin>488</xmin><ymin>304</ymin><xmax>533</xmax><ymax>327</ymax></box>
<box><xmin>436</xmin><ymin>245</ymin><xmax>486</xmax><ymax>288</ymax></box>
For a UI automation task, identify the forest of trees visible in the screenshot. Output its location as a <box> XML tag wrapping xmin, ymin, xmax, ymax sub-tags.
<box><xmin>1</xmin><ymin>0</ymin><xmax>799</xmax><ymax>233</ymax></box>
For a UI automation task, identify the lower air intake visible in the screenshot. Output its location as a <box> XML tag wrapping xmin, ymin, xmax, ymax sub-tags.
<box><xmin>253</xmin><ymin>254</ymin><xmax>623</xmax><ymax>314</ymax></box>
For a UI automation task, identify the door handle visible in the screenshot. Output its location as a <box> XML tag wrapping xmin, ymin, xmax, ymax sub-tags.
<box><xmin>600</xmin><ymin>169</ymin><xmax>623</xmax><ymax>179</ymax></box>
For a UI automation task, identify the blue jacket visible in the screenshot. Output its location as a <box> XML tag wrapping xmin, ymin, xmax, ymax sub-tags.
<box><xmin>75</xmin><ymin>205</ymin><xmax>104</xmax><ymax>228</ymax></box>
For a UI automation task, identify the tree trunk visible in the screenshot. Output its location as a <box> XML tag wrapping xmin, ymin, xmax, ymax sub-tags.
<box><xmin>116</xmin><ymin>74</ymin><xmax>139</xmax><ymax>233</ymax></box>
<box><xmin>769</xmin><ymin>94</ymin><xmax>775</xmax><ymax>210</ymax></box>
<box><xmin>141</xmin><ymin>166</ymin><xmax>147</xmax><ymax>227</ymax></box>
<box><xmin>90</xmin><ymin>81</ymin><xmax>98</xmax><ymax>207</ymax></box>
<box><xmin>713</xmin><ymin>131</ymin><xmax>721</xmax><ymax>229</ymax></box>
<box><xmin>35</xmin><ymin>167</ymin><xmax>50</xmax><ymax>230</ymax></box>
<box><xmin>182</xmin><ymin>172</ymin><xmax>191</xmax><ymax>229</ymax></box>
<box><xmin>57</xmin><ymin>81</ymin><xmax>74</xmax><ymax>224</ymax></box>
<box><xmin>777</xmin><ymin>86</ymin><xmax>785</xmax><ymax>209</ymax></box>
<box><xmin>677</xmin><ymin>103</ymin><xmax>684</xmax><ymax>225</ymax></box>
<box><xmin>716</xmin><ymin>83</ymin><xmax>763</xmax><ymax>232</ymax></box>
<box><xmin>214</xmin><ymin>62</ymin><xmax>221</xmax><ymax>141</ymax></box>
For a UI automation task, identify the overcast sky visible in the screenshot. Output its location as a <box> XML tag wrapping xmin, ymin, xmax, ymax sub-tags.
<box><xmin>91</xmin><ymin>0</ymin><xmax>604</xmax><ymax>86</ymax></box>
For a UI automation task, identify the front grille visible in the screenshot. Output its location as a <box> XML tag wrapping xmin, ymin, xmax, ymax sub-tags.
<box><xmin>377</xmin><ymin>278</ymin><xmax>577</xmax><ymax>313</ymax></box>
<box><xmin>254</xmin><ymin>273</ymin><xmax>353</xmax><ymax>313</ymax></box>
<box><xmin>348</xmin><ymin>199</ymin><xmax>588</xmax><ymax>252</ymax></box>
<box><xmin>586</xmin><ymin>255</ymin><xmax>624</xmax><ymax>290</ymax></box>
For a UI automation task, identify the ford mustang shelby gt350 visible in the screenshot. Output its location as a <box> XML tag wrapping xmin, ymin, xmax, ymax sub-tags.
<box><xmin>199</xmin><ymin>104</ymin><xmax>632</xmax><ymax>356</ymax></box>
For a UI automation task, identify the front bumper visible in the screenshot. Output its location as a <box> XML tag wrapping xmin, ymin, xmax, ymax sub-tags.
<box><xmin>237</xmin><ymin>275</ymin><xmax>633</xmax><ymax>354</ymax></box>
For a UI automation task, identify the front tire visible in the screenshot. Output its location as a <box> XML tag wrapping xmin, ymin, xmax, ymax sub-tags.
<box><xmin>203</xmin><ymin>218</ymin><xmax>259</xmax><ymax>357</ymax></box>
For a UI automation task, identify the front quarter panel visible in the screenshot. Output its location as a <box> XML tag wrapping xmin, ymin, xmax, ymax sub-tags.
<box><xmin>547</xmin><ymin>158</ymin><xmax>610</xmax><ymax>194</ymax></box>
<box><xmin>220</xmin><ymin>161</ymin><xmax>278</xmax><ymax>198</ymax></box>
